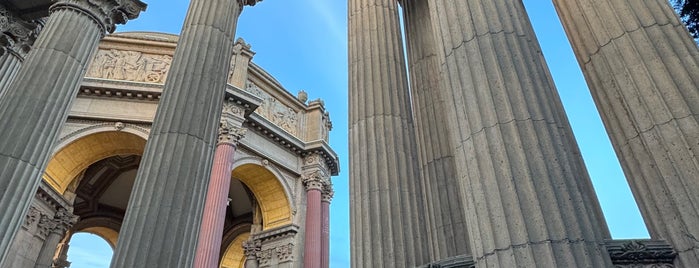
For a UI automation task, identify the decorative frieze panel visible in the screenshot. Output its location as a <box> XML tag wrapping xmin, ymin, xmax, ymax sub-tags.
<box><xmin>607</xmin><ymin>240</ymin><xmax>677</xmax><ymax>268</ymax></box>
<box><xmin>244</xmin><ymin>80</ymin><xmax>299</xmax><ymax>136</ymax></box>
<box><xmin>86</xmin><ymin>49</ymin><xmax>172</xmax><ymax>84</ymax></box>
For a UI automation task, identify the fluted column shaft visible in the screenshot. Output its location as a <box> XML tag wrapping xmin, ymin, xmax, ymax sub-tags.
<box><xmin>401</xmin><ymin>0</ymin><xmax>470</xmax><ymax>261</ymax></box>
<box><xmin>427</xmin><ymin>0</ymin><xmax>612</xmax><ymax>266</ymax></box>
<box><xmin>320</xmin><ymin>187</ymin><xmax>333</xmax><ymax>268</ymax></box>
<box><xmin>0</xmin><ymin>1</ymin><xmax>144</xmax><ymax>265</ymax></box>
<box><xmin>194</xmin><ymin>142</ymin><xmax>238</xmax><ymax>267</ymax></box>
<box><xmin>110</xmin><ymin>0</ymin><xmax>255</xmax><ymax>267</ymax></box>
<box><xmin>303</xmin><ymin>178</ymin><xmax>322</xmax><ymax>268</ymax></box>
<box><xmin>0</xmin><ymin>54</ymin><xmax>22</xmax><ymax>97</ymax></box>
<box><xmin>553</xmin><ymin>0</ymin><xmax>699</xmax><ymax>265</ymax></box>
<box><xmin>348</xmin><ymin>0</ymin><xmax>428</xmax><ymax>266</ymax></box>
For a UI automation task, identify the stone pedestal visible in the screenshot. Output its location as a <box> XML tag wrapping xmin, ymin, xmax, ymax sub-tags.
<box><xmin>401</xmin><ymin>0</ymin><xmax>471</xmax><ymax>261</ymax></box>
<box><xmin>0</xmin><ymin>1</ymin><xmax>145</xmax><ymax>265</ymax></box>
<box><xmin>302</xmin><ymin>172</ymin><xmax>323</xmax><ymax>268</ymax></box>
<box><xmin>552</xmin><ymin>0</ymin><xmax>699</xmax><ymax>265</ymax></box>
<box><xmin>348</xmin><ymin>0</ymin><xmax>428</xmax><ymax>266</ymax></box>
<box><xmin>320</xmin><ymin>187</ymin><xmax>332</xmax><ymax>268</ymax></box>
<box><xmin>427</xmin><ymin>0</ymin><xmax>612</xmax><ymax>266</ymax></box>
<box><xmin>194</xmin><ymin>103</ymin><xmax>246</xmax><ymax>268</ymax></box>
<box><xmin>110</xmin><ymin>0</ymin><xmax>259</xmax><ymax>267</ymax></box>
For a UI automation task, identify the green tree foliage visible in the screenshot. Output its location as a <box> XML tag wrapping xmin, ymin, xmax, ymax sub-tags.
<box><xmin>673</xmin><ymin>0</ymin><xmax>699</xmax><ymax>39</ymax></box>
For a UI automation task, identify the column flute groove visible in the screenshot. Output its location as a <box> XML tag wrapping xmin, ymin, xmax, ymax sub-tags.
<box><xmin>0</xmin><ymin>1</ymin><xmax>144</xmax><ymax>265</ymax></box>
<box><xmin>348</xmin><ymin>0</ymin><xmax>428</xmax><ymax>266</ymax></box>
<box><xmin>552</xmin><ymin>0</ymin><xmax>699</xmax><ymax>265</ymax></box>
<box><xmin>427</xmin><ymin>0</ymin><xmax>612</xmax><ymax>266</ymax></box>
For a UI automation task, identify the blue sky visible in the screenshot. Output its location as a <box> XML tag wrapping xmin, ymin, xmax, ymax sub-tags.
<box><xmin>68</xmin><ymin>1</ymin><xmax>650</xmax><ymax>267</ymax></box>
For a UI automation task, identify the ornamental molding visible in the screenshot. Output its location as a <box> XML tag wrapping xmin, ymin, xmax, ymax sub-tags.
<box><xmin>252</xmin><ymin>224</ymin><xmax>298</xmax><ymax>243</ymax></box>
<box><xmin>50</xmin><ymin>0</ymin><xmax>147</xmax><ymax>35</ymax></box>
<box><xmin>606</xmin><ymin>240</ymin><xmax>676</xmax><ymax>266</ymax></box>
<box><xmin>218</xmin><ymin>120</ymin><xmax>246</xmax><ymax>146</ymax></box>
<box><xmin>243</xmin><ymin>239</ymin><xmax>261</xmax><ymax>259</ymax></box>
<box><xmin>0</xmin><ymin>6</ymin><xmax>43</xmax><ymax>59</ymax></box>
<box><xmin>258</xmin><ymin>243</ymin><xmax>294</xmax><ymax>265</ymax></box>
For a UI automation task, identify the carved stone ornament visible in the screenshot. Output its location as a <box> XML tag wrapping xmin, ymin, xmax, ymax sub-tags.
<box><xmin>304</xmin><ymin>152</ymin><xmax>329</xmax><ymax>172</ymax></box>
<box><xmin>258</xmin><ymin>248</ymin><xmax>273</xmax><ymax>266</ymax></box>
<box><xmin>607</xmin><ymin>240</ymin><xmax>677</xmax><ymax>266</ymax></box>
<box><xmin>244</xmin><ymin>80</ymin><xmax>300</xmax><ymax>136</ymax></box>
<box><xmin>222</xmin><ymin>101</ymin><xmax>245</xmax><ymax>119</ymax></box>
<box><xmin>0</xmin><ymin>6</ymin><xmax>43</xmax><ymax>59</ymax></box>
<box><xmin>50</xmin><ymin>0</ymin><xmax>147</xmax><ymax>35</ymax></box>
<box><xmin>218</xmin><ymin>120</ymin><xmax>247</xmax><ymax>146</ymax></box>
<box><xmin>87</xmin><ymin>49</ymin><xmax>172</xmax><ymax>83</ymax></box>
<box><xmin>243</xmin><ymin>239</ymin><xmax>261</xmax><ymax>258</ymax></box>
<box><xmin>238</xmin><ymin>0</ymin><xmax>263</xmax><ymax>7</ymax></box>
<box><xmin>37</xmin><ymin>214</ymin><xmax>58</xmax><ymax>238</ymax></box>
<box><xmin>275</xmin><ymin>243</ymin><xmax>294</xmax><ymax>262</ymax></box>
<box><xmin>23</xmin><ymin>206</ymin><xmax>42</xmax><ymax>229</ymax></box>
<box><xmin>52</xmin><ymin>208</ymin><xmax>78</xmax><ymax>234</ymax></box>
<box><xmin>322</xmin><ymin>186</ymin><xmax>334</xmax><ymax>203</ymax></box>
<box><xmin>302</xmin><ymin>170</ymin><xmax>325</xmax><ymax>191</ymax></box>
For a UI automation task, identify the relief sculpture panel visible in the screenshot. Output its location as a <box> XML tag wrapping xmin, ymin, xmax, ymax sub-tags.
<box><xmin>87</xmin><ymin>49</ymin><xmax>172</xmax><ymax>84</ymax></box>
<box><xmin>245</xmin><ymin>80</ymin><xmax>299</xmax><ymax>136</ymax></box>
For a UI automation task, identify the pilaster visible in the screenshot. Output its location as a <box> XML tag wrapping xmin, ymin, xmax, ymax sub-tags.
<box><xmin>552</xmin><ymin>1</ymin><xmax>699</xmax><ymax>265</ymax></box>
<box><xmin>110</xmin><ymin>0</ymin><xmax>258</xmax><ymax>266</ymax></box>
<box><xmin>0</xmin><ymin>1</ymin><xmax>145</xmax><ymax>265</ymax></box>
<box><xmin>348</xmin><ymin>0</ymin><xmax>428</xmax><ymax>266</ymax></box>
<box><xmin>426</xmin><ymin>0</ymin><xmax>612</xmax><ymax>266</ymax></box>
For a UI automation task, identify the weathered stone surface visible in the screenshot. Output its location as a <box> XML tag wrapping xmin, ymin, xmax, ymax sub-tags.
<box><xmin>402</xmin><ymin>0</ymin><xmax>470</xmax><ymax>261</ymax></box>
<box><xmin>0</xmin><ymin>1</ymin><xmax>144</xmax><ymax>265</ymax></box>
<box><xmin>109</xmin><ymin>0</ymin><xmax>256</xmax><ymax>266</ymax></box>
<box><xmin>426</xmin><ymin>0</ymin><xmax>612</xmax><ymax>266</ymax></box>
<box><xmin>348</xmin><ymin>0</ymin><xmax>428</xmax><ymax>266</ymax></box>
<box><xmin>552</xmin><ymin>0</ymin><xmax>699</xmax><ymax>266</ymax></box>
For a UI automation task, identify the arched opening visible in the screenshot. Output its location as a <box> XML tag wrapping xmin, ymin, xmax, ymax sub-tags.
<box><xmin>65</xmin><ymin>232</ymin><xmax>114</xmax><ymax>268</ymax></box>
<box><xmin>219</xmin><ymin>232</ymin><xmax>250</xmax><ymax>268</ymax></box>
<box><xmin>231</xmin><ymin>164</ymin><xmax>292</xmax><ymax>230</ymax></box>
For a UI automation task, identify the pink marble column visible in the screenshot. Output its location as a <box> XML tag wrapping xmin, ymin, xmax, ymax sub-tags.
<box><xmin>303</xmin><ymin>173</ymin><xmax>323</xmax><ymax>268</ymax></box>
<box><xmin>320</xmin><ymin>187</ymin><xmax>333</xmax><ymax>268</ymax></box>
<box><xmin>194</xmin><ymin>121</ymin><xmax>246</xmax><ymax>268</ymax></box>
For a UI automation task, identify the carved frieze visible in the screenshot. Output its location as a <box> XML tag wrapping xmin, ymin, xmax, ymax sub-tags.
<box><xmin>87</xmin><ymin>49</ymin><xmax>172</xmax><ymax>83</ymax></box>
<box><xmin>244</xmin><ymin>80</ymin><xmax>299</xmax><ymax>136</ymax></box>
<box><xmin>607</xmin><ymin>240</ymin><xmax>677</xmax><ymax>267</ymax></box>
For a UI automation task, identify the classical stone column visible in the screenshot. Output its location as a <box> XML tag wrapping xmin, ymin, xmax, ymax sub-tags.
<box><xmin>111</xmin><ymin>1</ymin><xmax>259</xmax><ymax>267</ymax></box>
<box><xmin>243</xmin><ymin>239</ymin><xmax>261</xmax><ymax>268</ymax></box>
<box><xmin>0</xmin><ymin>6</ymin><xmax>44</xmax><ymax>96</ymax></box>
<box><xmin>302</xmin><ymin>169</ymin><xmax>324</xmax><ymax>268</ymax></box>
<box><xmin>401</xmin><ymin>0</ymin><xmax>470</xmax><ymax>261</ymax></box>
<box><xmin>35</xmin><ymin>209</ymin><xmax>77</xmax><ymax>268</ymax></box>
<box><xmin>426</xmin><ymin>0</ymin><xmax>612</xmax><ymax>266</ymax></box>
<box><xmin>320</xmin><ymin>185</ymin><xmax>333</xmax><ymax>268</ymax></box>
<box><xmin>0</xmin><ymin>1</ymin><xmax>145</xmax><ymax>265</ymax></box>
<box><xmin>348</xmin><ymin>0</ymin><xmax>428</xmax><ymax>266</ymax></box>
<box><xmin>552</xmin><ymin>0</ymin><xmax>699</xmax><ymax>265</ymax></box>
<box><xmin>194</xmin><ymin>102</ymin><xmax>247</xmax><ymax>268</ymax></box>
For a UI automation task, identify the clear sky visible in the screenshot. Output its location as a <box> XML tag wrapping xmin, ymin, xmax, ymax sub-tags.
<box><xmin>68</xmin><ymin>1</ymin><xmax>651</xmax><ymax>267</ymax></box>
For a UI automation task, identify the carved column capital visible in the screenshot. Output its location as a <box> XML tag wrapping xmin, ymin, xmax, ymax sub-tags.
<box><xmin>218</xmin><ymin>120</ymin><xmax>246</xmax><ymax>146</ymax></box>
<box><xmin>302</xmin><ymin>170</ymin><xmax>325</xmax><ymax>191</ymax></box>
<box><xmin>50</xmin><ymin>0</ymin><xmax>147</xmax><ymax>35</ymax></box>
<box><xmin>0</xmin><ymin>6</ymin><xmax>44</xmax><ymax>60</ymax></box>
<box><xmin>322</xmin><ymin>184</ymin><xmax>334</xmax><ymax>203</ymax></box>
<box><xmin>238</xmin><ymin>0</ymin><xmax>263</xmax><ymax>7</ymax></box>
<box><xmin>51</xmin><ymin>208</ymin><xmax>78</xmax><ymax>234</ymax></box>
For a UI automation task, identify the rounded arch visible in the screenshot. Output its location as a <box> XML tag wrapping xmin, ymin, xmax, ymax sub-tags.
<box><xmin>231</xmin><ymin>163</ymin><xmax>292</xmax><ymax>230</ymax></box>
<box><xmin>72</xmin><ymin>217</ymin><xmax>122</xmax><ymax>249</ymax></box>
<box><xmin>43</xmin><ymin>130</ymin><xmax>146</xmax><ymax>194</ymax></box>
<box><xmin>219</xmin><ymin>231</ymin><xmax>250</xmax><ymax>268</ymax></box>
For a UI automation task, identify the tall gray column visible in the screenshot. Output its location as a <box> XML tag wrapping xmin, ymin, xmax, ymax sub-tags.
<box><xmin>552</xmin><ymin>0</ymin><xmax>699</xmax><ymax>265</ymax></box>
<box><xmin>0</xmin><ymin>6</ymin><xmax>44</xmax><ymax>97</ymax></box>
<box><xmin>348</xmin><ymin>0</ymin><xmax>429</xmax><ymax>266</ymax></box>
<box><xmin>401</xmin><ymin>0</ymin><xmax>470</xmax><ymax>261</ymax></box>
<box><xmin>110</xmin><ymin>0</ymin><xmax>258</xmax><ymax>267</ymax></box>
<box><xmin>427</xmin><ymin>0</ymin><xmax>612</xmax><ymax>266</ymax></box>
<box><xmin>0</xmin><ymin>1</ymin><xmax>145</xmax><ymax>265</ymax></box>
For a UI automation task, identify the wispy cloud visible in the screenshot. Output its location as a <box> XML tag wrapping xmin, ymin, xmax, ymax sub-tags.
<box><xmin>308</xmin><ymin>0</ymin><xmax>345</xmax><ymax>43</ymax></box>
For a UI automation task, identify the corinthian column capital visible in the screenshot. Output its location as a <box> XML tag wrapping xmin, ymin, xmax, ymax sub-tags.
<box><xmin>238</xmin><ymin>0</ymin><xmax>263</xmax><ymax>7</ymax></box>
<box><xmin>321</xmin><ymin>185</ymin><xmax>334</xmax><ymax>203</ymax></box>
<box><xmin>0</xmin><ymin>6</ymin><xmax>44</xmax><ymax>60</ymax></box>
<box><xmin>302</xmin><ymin>170</ymin><xmax>325</xmax><ymax>191</ymax></box>
<box><xmin>218</xmin><ymin>120</ymin><xmax>247</xmax><ymax>146</ymax></box>
<box><xmin>50</xmin><ymin>0</ymin><xmax>147</xmax><ymax>35</ymax></box>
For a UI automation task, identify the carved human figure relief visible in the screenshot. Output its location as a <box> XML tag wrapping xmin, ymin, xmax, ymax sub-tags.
<box><xmin>87</xmin><ymin>49</ymin><xmax>172</xmax><ymax>83</ymax></box>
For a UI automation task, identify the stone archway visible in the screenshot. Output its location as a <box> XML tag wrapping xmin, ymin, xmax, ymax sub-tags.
<box><xmin>231</xmin><ymin>164</ymin><xmax>292</xmax><ymax>230</ymax></box>
<box><xmin>42</xmin><ymin>131</ymin><xmax>146</xmax><ymax>194</ymax></box>
<box><xmin>219</xmin><ymin>232</ymin><xmax>250</xmax><ymax>268</ymax></box>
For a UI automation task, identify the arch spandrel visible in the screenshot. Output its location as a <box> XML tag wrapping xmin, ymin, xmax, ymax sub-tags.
<box><xmin>231</xmin><ymin>163</ymin><xmax>292</xmax><ymax>230</ymax></box>
<box><xmin>43</xmin><ymin>131</ymin><xmax>146</xmax><ymax>194</ymax></box>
